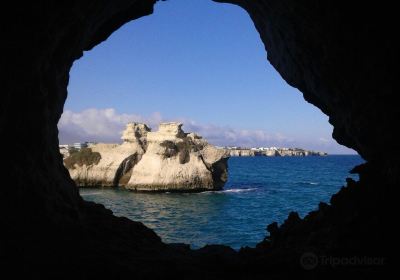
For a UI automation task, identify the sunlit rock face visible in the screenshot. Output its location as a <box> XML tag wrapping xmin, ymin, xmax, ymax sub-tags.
<box><xmin>126</xmin><ymin>122</ymin><xmax>228</xmax><ymax>191</ymax></box>
<box><xmin>66</xmin><ymin>122</ymin><xmax>229</xmax><ymax>191</ymax></box>
<box><xmin>68</xmin><ymin>122</ymin><xmax>149</xmax><ymax>187</ymax></box>
<box><xmin>121</xmin><ymin>122</ymin><xmax>150</xmax><ymax>146</ymax></box>
<box><xmin>1</xmin><ymin>0</ymin><xmax>394</xmax><ymax>277</ymax></box>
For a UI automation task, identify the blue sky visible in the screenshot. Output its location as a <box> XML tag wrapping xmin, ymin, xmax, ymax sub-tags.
<box><xmin>60</xmin><ymin>0</ymin><xmax>355</xmax><ymax>154</ymax></box>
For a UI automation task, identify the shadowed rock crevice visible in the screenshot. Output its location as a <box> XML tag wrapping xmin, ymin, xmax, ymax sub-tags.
<box><xmin>160</xmin><ymin>140</ymin><xmax>179</xmax><ymax>159</ymax></box>
<box><xmin>113</xmin><ymin>153</ymin><xmax>141</xmax><ymax>187</ymax></box>
<box><xmin>210</xmin><ymin>157</ymin><xmax>229</xmax><ymax>189</ymax></box>
<box><xmin>1</xmin><ymin>0</ymin><xmax>394</xmax><ymax>277</ymax></box>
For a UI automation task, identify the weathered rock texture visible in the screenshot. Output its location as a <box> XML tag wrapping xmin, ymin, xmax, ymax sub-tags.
<box><xmin>126</xmin><ymin>122</ymin><xmax>228</xmax><ymax>191</ymax></box>
<box><xmin>1</xmin><ymin>0</ymin><xmax>394</xmax><ymax>278</ymax></box>
<box><xmin>66</xmin><ymin>122</ymin><xmax>228</xmax><ymax>191</ymax></box>
<box><xmin>67</xmin><ymin>122</ymin><xmax>149</xmax><ymax>187</ymax></box>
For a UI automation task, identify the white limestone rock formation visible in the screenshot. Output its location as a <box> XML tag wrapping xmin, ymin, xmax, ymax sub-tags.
<box><xmin>125</xmin><ymin>123</ymin><xmax>228</xmax><ymax>191</ymax></box>
<box><xmin>67</xmin><ymin>123</ymin><xmax>150</xmax><ymax>187</ymax></box>
<box><xmin>65</xmin><ymin>122</ymin><xmax>229</xmax><ymax>192</ymax></box>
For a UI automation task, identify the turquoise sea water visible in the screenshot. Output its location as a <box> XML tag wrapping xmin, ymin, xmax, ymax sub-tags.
<box><xmin>80</xmin><ymin>155</ymin><xmax>364</xmax><ymax>249</ymax></box>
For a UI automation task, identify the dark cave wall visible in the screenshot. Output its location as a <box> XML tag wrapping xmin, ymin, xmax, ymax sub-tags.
<box><xmin>217</xmin><ymin>0</ymin><xmax>397</xmax><ymax>164</ymax></box>
<box><xmin>1</xmin><ymin>0</ymin><xmax>157</xmax><ymax>225</ymax></box>
<box><xmin>0</xmin><ymin>0</ymin><xmax>394</xmax><ymax>276</ymax></box>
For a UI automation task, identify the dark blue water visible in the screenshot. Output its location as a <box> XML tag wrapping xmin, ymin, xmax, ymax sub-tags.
<box><xmin>80</xmin><ymin>155</ymin><xmax>364</xmax><ymax>249</ymax></box>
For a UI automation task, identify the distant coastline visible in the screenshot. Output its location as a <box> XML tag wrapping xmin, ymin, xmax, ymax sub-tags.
<box><xmin>218</xmin><ymin>146</ymin><xmax>327</xmax><ymax>157</ymax></box>
<box><xmin>61</xmin><ymin>143</ymin><xmax>328</xmax><ymax>158</ymax></box>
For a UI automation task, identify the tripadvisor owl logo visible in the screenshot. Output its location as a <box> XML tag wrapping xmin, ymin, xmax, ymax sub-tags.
<box><xmin>300</xmin><ymin>252</ymin><xmax>319</xmax><ymax>270</ymax></box>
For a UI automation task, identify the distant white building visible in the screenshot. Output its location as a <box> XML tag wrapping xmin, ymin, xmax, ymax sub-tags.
<box><xmin>73</xmin><ymin>142</ymin><xmax>88</xmax><ymax>149</ymax></box>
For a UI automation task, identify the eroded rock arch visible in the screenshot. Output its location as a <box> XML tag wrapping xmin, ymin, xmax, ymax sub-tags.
<box><xmin>1</xmin><ymin>0</ymin><xmax>394</xmax><ymax>277</ymax></box>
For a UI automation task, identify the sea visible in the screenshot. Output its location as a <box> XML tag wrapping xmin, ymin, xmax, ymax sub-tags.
<box><xmin>80</xmin><ymin>155</ymin><xmax>364</xmax><ymax>250</ymax></box>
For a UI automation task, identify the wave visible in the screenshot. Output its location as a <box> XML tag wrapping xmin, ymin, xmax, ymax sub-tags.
<box><xmin>201</xmin><ymin>188</ymin><xmax>258</xmax><ymax>194</ymax></box>
<box><xmin>223</xmin><ymin>188</ymin><xmax>258</xmax><ymax>193</ymax></box>
<box><xmin>80</xmin><ymin>192</ymin><xmax>102</xmax><ymax>196</ymax></box>
<box><xmin>300</xmin><ymin>181</ymin><xmax>319</xmax><ymax>185</ymax></box>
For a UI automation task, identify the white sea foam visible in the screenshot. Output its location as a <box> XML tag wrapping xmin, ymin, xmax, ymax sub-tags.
<box><xmin>80</xmin><ymin>192</ymin><xmax>102</xmax><ymax>196</ymax></box>
<box><xmin>201</xmin><ymin>188</ymin><xmax>258</xmax><ymax>194</ymax></box>
<box><xmin>300</xmin><ymin>181</ymin><xmax>319</xmax><ymax>185</ymax></box>
<box><xmin>222</xmin><ymin>188</ymin><xmax>258</xmax><ymax>193</ymax></box>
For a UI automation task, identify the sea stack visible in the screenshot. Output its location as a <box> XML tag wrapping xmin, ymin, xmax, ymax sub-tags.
<box><xmin>64</xmin><ymin>122</ymin><xmax>229</xmax><ymax>192</ymax></box>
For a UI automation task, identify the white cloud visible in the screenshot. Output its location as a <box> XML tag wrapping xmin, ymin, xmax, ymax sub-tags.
<box><xmin>58</xmin><ymin>108</ymin><xmax>293</xmax><ymax>147</ymax></box>
<box><xmin>58</xmin><ymin>108</ymin><xmax>163</xmax><ymax>144</ymax></box>
<box><xmin>58</xmin><ymin>108</ymin><xmax>356</xmax><ymax>154</ymax></box>
<box><xmin>181</xmin><ymin>120</ymin><xmax>293</xmax><ymax>148</ymax></box>
<box><xmin>318</xmin><ymin>137</ymin><xmax>330</xmax><ymax>143</ymax></box>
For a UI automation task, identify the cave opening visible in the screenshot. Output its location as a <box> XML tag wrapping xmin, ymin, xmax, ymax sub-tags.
<box><xmin>58</xmin><ymin>0</ymin><xmax>363</xmax><ymax>249</ymax></box>
<box><xmin>59</xmin><ymin>1</ymin><xmax>362</xmax><ymax>249</ymax></box>
<box><xmin>2</xmin><ymin>0</ymin><xmax>394</xmax><ymax>276</ymax></box>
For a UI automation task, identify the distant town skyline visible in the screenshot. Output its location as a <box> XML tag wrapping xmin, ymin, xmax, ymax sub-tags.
<box><xmin>60</xmin><ymin>0</ymin><xmax>356</xmax><ymax>154</ymax></box>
